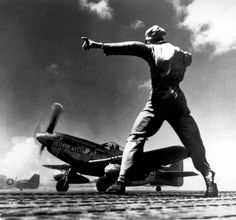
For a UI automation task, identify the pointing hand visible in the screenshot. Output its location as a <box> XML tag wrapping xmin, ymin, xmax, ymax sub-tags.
<box><xmin>81</xmin><ymin>37</ymin><xmax>103</xmax><ymax>50</ymax></box>
<box><xmin>81</xmin><ymin>37</ymin><xmax>91</xmax><ymax>50</ymax></box>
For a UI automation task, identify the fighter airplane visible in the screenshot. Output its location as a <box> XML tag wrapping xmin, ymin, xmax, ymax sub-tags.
<box><xmin>0</xmin><ymin>174</ymin><xmax>40</xmax><ymax>191</ymax></box>
<box><xmin>36</xmin><ymin>103</ymin><xmax>197</xmax><ymax>192</ymax></box>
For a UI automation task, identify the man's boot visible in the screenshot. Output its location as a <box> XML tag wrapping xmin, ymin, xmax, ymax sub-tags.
<box><xmin>204</xmin><ymin>171</ymin><xmax>218</xmax><ymax>197</ymax></box>
<box><xmin>106</xmin><ymin>181</ymin><xmax>126</xmax><ymax>195</ymax></box>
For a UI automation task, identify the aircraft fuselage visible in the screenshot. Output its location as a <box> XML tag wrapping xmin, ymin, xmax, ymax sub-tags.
<box><xmin>37</xmin><ymin>132</ymin><xmax>121</xmax><ymax>166</ymax></box>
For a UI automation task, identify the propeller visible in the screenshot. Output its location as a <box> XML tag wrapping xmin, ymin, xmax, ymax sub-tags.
<box><xmin>46</xmin><ymin>103</ymin><xmax>64</xmax><ymax>133</ymax></box>
<box><xmin>39</xmin><ymin>103</ymin><xmax>64</xmax><ymax>155</ymax></box>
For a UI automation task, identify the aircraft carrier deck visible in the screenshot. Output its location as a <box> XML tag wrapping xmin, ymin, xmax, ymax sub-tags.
<box><xmin>1</xmin><ymin>185</ymin><xmax>236</xmax><ymax>219</ymax></box>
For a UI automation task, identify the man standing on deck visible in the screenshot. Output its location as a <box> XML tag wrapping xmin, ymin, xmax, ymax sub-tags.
<box><xmin>81</xmin><ymin>25</ymin><xmax>218</xmax><ymax>197</ymax></box>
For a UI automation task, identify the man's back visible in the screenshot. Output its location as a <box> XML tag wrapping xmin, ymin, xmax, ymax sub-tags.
<box><xmin>148</xmin><ymin>42</ymin><xmax>192</xmax><ymax>85</ymax></box>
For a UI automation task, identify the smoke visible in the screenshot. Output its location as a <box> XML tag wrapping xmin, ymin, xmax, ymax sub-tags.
<box><xmin>0</xmin><ymin>136</ymin><xmax>41</xmax><ymax>180</ymax></box>
<box><xmin>170</xmin><ymin>0</ymin><xmax>236</xmax><ymax>55</ymax></box>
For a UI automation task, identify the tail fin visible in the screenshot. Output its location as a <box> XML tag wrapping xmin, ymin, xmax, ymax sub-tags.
<box><xmin>29</xmin><ymin>174</ymin><xmax>40</xmax><ymax>187</ymax></box>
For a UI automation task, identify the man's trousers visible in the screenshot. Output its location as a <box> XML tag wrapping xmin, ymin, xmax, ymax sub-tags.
<box><xmin>118</xmin><ymin>88</ymin><xmax>212</xmax><ymax>182</ymax></box>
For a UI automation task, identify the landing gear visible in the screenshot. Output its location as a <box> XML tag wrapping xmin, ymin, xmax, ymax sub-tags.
<box><xmin>156</xmin><ymin>185</ymin><xmax>162</xmax><ymax>192</ymax></box>
<box><xmin>96</xmin><ymin>175</ymin><xmax>117</xmax><ymax>192</ymax></box>
<box><xmin>56</xmin><ymin>178</ymin><xmax>69</xmax><ymax>192</ymax></box>
<box><xmin>56</xmin><ymin>168</ymin><xmax>70</xmax><ymax>192</ymax></box>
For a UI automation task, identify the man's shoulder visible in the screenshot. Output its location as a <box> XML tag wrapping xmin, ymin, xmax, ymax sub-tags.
<box><xmin>156</xmin><ymin>42</ymin><xmax>176</xmax><ymax>52</ymax></box>
<box><xmin>156</xmin><ymin>42</ymin><xmax>177</xmax><ymax>51</ymax></box>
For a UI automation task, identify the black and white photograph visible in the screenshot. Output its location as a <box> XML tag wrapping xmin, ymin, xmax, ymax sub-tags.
<box><xmin>0</xmin><ymin>0</ymin><xmax>235</xmax><ymax>219</ymax></box>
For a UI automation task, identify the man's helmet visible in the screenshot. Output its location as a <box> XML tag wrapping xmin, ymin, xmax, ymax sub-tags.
<box><xmin>145</xmin><ymin>25</ymin><xmax>166</xmax><ymax>43</ymax></box>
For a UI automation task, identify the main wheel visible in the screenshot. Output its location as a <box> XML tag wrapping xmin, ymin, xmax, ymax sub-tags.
<box><xmin>96</xmin><ymin>175</ymin><xmax>116</xmax><ymax>192</ymax></box>
<box><xmin>56</xmin><ymin>179</ymin><xmax>69</xmax><ymax>192</ymax></box>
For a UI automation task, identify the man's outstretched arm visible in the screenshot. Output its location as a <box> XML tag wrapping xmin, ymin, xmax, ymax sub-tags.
<box><xmin>81</xmin><ymin>37</ymin><xmax>151</xmax><ymax>62</ymax></box>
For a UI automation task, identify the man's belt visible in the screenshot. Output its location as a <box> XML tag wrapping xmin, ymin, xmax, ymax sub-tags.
<box><xmin>153</xmin><ymin>86</ymin><xmax>178</xmax><ymax>100</ymax></box>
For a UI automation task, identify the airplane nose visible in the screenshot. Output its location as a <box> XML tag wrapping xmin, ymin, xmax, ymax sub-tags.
<box><xmin>36</xmin><ymin>133</ymin><xmax>54</xmax><ymax>146</ymax></box>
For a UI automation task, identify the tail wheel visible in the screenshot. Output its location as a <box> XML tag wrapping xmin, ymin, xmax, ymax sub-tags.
<box><xmin>156</xmin><ymin>185</ymin><xmax>162</xmax><ymax>192</ymax></box>
<box><xmin>96</xmin><ymin>175</ymin><xmax>116</xmax><ymax>192</ymax></box>
<box><xmin>56</xmin><ymin>179</ymin><xmax>69</xmax><ymax>192</ymax></box>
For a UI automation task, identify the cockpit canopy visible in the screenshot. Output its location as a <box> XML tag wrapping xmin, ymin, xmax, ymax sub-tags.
<box><xmin>102</xmin><ymin>142</ymin><xmax>120</xmax><ymax>151</ymax></box>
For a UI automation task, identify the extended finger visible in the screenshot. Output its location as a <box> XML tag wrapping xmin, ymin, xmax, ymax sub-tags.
<box><xmin>81</xmin><ymin>36</ymin><xmax>89</xmax><ymax>42</ymax></box>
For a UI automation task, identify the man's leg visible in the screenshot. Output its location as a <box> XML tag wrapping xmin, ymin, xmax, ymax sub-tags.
<box><xmin>106</xmin><ymin>107</ymin><xmax>164</xmax><ymax>194</ymax></box>
<box><xmin>117</xmin><ymin>136</ymin><xmax>145</xmax><ymax>183</ymax></box>
<box><xmin>169</xmin><ymin>114</ymin><xmax>218</xmax><ymax>197</ymax></box>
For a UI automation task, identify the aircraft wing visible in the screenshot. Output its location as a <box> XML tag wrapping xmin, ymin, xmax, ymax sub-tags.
<box><xmin>43</xmin><ymin>155</ymin><xmax>122</xmax><ymax>170</ymax></box>
<box><xmin>43</xmin><ymin>157</ymin><xmax>122</xmax><ymax>177</ymax></box>
<box><xmin>88</xmin><ymin>156</ymin><xmax>122</xmax><ymax>164</ymax></box>
<box><xmin>43</xmin><ymin>164</ymin><xmax>71</xmax><ymax>171</ymax></box>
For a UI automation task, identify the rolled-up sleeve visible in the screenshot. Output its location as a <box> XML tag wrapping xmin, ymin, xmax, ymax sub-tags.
<box><xmin>103</xmin><ymin>41</ymin><xmax>152</xmax><ymax>62</ymax></box>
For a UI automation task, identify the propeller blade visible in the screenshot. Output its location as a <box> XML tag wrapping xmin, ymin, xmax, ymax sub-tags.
<box><xmin>40</xmin><ymin>145</ymin><xmax>46</xmax><ymax>155</ymax></box>
<box><xmin>38</xmin><ymin>103</ymin><xmax>63</xmax><ymax>155</ymax></box>
<box><xmin>32</xmin><ymin>120</ymin><xmax>42</xmax><ymax>139</ymax></box>
<box><xmin>46</xmin><ymin>103</ymin><xmax>64</xmax><ymax>133</ymax></box>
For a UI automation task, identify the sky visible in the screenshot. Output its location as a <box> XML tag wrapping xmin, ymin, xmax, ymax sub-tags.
<box><xmin>0</xmin><ymin>0</ymin><xmax>236</xmax><ymax>190</ymax></box>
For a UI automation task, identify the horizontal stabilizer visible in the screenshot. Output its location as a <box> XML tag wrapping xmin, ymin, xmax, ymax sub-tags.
<box><xmin>159</xmin><ymin>170</ymin><xmax>198</xmax><ymax>177</ymax></box>
<box><xmin>43</xmin><ymin>164</ymin><xmax>71</xmax><ymax>170</ymax></box>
